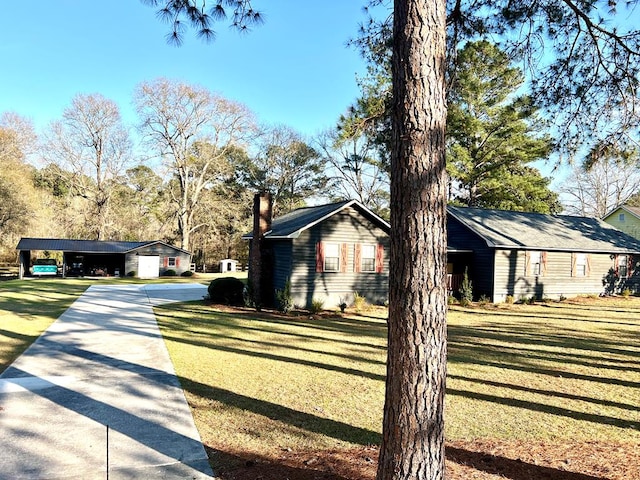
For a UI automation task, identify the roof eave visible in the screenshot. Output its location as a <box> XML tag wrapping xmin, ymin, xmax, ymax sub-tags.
<box><xmin>447</xmin><ymin>208</ymin><xmax>498</xmax><ymax>248</ymax></box>
<box><xmin>260</xmin><ymin>200</ymin><xmax>389</xmax><ymax>239</ymax></box>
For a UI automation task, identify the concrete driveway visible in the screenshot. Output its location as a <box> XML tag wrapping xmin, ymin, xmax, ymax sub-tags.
<box><xmin>0</xmin><ymin>283</ymin><xmax>213</xmax><ymax>479</ymax></box>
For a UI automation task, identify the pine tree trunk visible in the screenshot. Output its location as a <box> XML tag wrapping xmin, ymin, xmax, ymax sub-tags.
<box><xmin>377</xmin><ymin>0</ymin><xmax>448</xmax><ymax>479</ymax></box>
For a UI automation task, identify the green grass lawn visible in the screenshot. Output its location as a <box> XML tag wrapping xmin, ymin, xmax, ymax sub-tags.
<box><xmin>0</xmin><ymin>278</ymin><xmax>92</xmax><ymax>371</ymax></box>
<box><xmin>2</xmin><ymin>278</ymin><xmax>638</xmax><ymax>474</ymax></box>
<box><xmin>154</xmin><ymin>296</ymin><xmax>640</xmax><ymax>466</ymax></box>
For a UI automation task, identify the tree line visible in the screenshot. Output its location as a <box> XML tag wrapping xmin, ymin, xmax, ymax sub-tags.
<box><xmin>2</xmin><ymin>43</ymin><xmax>639</xmax><ymax>265</ymax></box>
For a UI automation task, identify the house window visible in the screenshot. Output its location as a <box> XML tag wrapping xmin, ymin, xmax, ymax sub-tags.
<box><xmin>167</xmin><ymin>257</ymin><xmax>176</xmax><ymax>268</ymax></box>
<box><xmin>525</xmin><ymin>251</ymin><xmax>546</xmax><ymax>276</ymax></box>
<box><xmin>530</xmin><ymin>251</ymin><xmax>542</xmax><ymax>276</ymax></box>
<box><xmin>323</xmin><ymin>243</ymin><xmax>340</xmax><ymax>272</ymax></box>
<box><xmin>618</xmin><ymin>255</ymin><xmax>629</xmax><ymax>278</ymax></box>
<box><xmin>574</xmin><ymin>253</ymin><xmax>588</xmax><ymax>277</ymax></box>
<box><xmin>360</xmin><ymin>244</ymin><xmax>376</xmax><ymax>272</ymax></box>
<box><xmin>619</xmin><ymin>213</ymin><xmax>626</xmax><ymax>222</ymax></box>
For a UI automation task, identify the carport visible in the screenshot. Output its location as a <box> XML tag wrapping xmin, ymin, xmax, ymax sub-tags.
<box><xmin>16</xmin><ymin>238</ymin><xmax>192</xmax><ymax>279</ymax></box>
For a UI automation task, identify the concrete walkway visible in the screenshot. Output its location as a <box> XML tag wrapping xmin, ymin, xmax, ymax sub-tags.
<box><xmin>0</xmin><ymin>283</ymin><xmax>214</xmax><ymax>479</ymax></box>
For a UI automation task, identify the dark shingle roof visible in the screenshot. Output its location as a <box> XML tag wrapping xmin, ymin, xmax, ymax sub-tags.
<box><xmin>243</xmin><ymin>200</ymin><xmax>390</xmax><ymax>239</ymax></box>
<box><xmin>16</xmin><ymin>238</ymin><xmax>189</xmax><ymax>254</ymax></box>
<box><xmin>449</xmin><ymin>206</ymin><xmax>640</xmax><ymax>253</ymax></box>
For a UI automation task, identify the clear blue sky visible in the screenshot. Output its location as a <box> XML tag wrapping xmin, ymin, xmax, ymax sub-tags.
<box><xmin>0</xmin><ymin>1</ymin><xmax>373</xmax><ymax>139</ymax></box>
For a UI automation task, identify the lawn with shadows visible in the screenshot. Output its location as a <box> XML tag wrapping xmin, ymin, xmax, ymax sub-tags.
<box><xmin>155</xmin><ymin>297</ymin><xmax>640</xmax><ymax>479</ymax></box>
<box><xmin>0</xmin><ymin>279</ymin><xmax>90</xmax><ymax>372</ymax></box>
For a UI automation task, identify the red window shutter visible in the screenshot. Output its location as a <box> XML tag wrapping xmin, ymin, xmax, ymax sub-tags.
<box><xmin>629</xmin><ymin>255</ymin><xmax>634</xmax><ymax>274</ymax></box>
<box><xmin>375</xmin><ymin>244</ymin><xmax>384</xmax><ymax>273</ymax></box>
<box><xmin>524</xmin><ymin>251</ymin><xmax>531</xmax><ymax>276</ymax></box>
<box><xmin>176</xmin><ymin>257</ymin><xmax>180</xmax><ymax>267</ymax></box>
<box><xmin>541</xmin><ymin>251</ymin><xmax>548</xmax><ymax>276</ymax></box>
<box><xmin>315</xmin><ymin>242</ymin><xmax>324</xmax><ymax>273</ymax></box>
<box><xmin>586</xmin><ymin>254</ymin><xmax>591</xmax><ymax>276</ymax></box>
<box><xmin>354</xmin><ymin>244</ymin><xmax>362</xmax><ymax>273</ymax></box>
<box><xmin>571</xmin><ymin>253</ymin><xmax>576</xmax><ymax>277</ymax></box>
<box><xmin>163</xmin><ymin>257</ymin><xmax>168</xmax><ymax>268</ymax></box>
<box><xmin>340</xmin><ymin>243</ymin><xmax>348</xmax><ymax>273</ymax></box>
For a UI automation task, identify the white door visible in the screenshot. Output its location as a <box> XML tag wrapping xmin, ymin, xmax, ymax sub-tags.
<box><xmin>138</xmin><ymin>256</ymin><xmax>160</xmax><ymax>278</ymax></box>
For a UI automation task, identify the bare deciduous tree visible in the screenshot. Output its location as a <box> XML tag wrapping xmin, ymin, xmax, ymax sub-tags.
<box><xmin>41</xmin><ymin>94</ymin><xmax>132</xmax><ymax>240</ymax></box>
<box><xmin>134</xmin><ymin>77</ymin><xmax>256</xmax><ymax>250</ymax></box>
<box><xmin>317</xmin><ymin>129</ymin><xmax>390</xmax><ymax>218</ymax></box>
<box><xmin>0</xmin><ymin>113</ymin><xmax>40</xmax><ymax>258</ymax></box>
<box><xmin>234</xmin><ymin>125</ymin><xmax>328</xmax><ymax>215</ymax></box>
<box><xmin>560</xmin><ymin>159</ymin><xmax>640</xmax><ymax>217</ymax></box>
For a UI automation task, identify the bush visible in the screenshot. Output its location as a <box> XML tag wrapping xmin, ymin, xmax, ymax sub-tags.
<box><xmin>181</xmin><ymin>270</ymin><xmax>194</xmax><ymax>277</ymax></box>
<box><xmin>505</xmin><ymin>295</ymin><xmax>514</xmax><ymax>304</ymax></box>
<box><xmin>243</xmin><ymin>282</ymin><xmax>255</xmax><ymax>308</ymax></box>
<box><xmin>127</xmin><ymin>271</ymin><xmax>136</xmax><ymax>277</ymax></box>
<box><xmin>309</xmin><ymin>298</ymin><xmax>324</xmax><ymax>314</ymax></box>
<box><xmin>478</xmin><ymin>295</ymin><xmax>490</xmax><ymax>307</ymax></box>
<box><xmin>622</xmin><ymin>288</ymin><xmax>632</xmax><ymax>298</ymax></box>
<box><xmin>208</xmin><ymin>277</ymin><xmax>245</xmax><ymax>306</ymax></box>
<box><xmin>353</xmin><ymin>291</ymin><xmax>368</xmax><ymax>312</ymax></box>
<box><xmin>163</xmin><ymin>269</ymin><xmax>177</xmax><ymax>276</ymax></box>
<box><xmin>459</xmin><ymin>268</ymin><xmax>473</xmax><ymax>306</ymax></box>
<box><xmin>275</xmin><ymin>279</ymin><xmax>293</xmax><ymax>313</ymax></box>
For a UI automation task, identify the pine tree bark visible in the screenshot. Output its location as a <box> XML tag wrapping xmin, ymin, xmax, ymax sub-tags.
<box><xmin>377</xmin><ymin>0</ymin><xmax>448</xmax><ymax>479</ymax></box>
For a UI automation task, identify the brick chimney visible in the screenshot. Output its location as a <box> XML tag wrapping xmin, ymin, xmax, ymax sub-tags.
<box><xmin>249</xmin><ymin>192</ymin><xmax>273</xmax><ymax>309</ymax></box>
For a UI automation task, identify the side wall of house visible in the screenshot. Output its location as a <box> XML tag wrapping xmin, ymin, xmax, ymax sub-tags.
<box><xmin>270</xmin><ymin>240</ymin><xmax>293</xmax><ymax>295</ymax></box>
<box><xmin>288</xmin><ymin>208</ymin><xmax>389</xmax><ymax>309</ymax></box>
<box><xmin>447</xmin><ymin>217</ymin><xmax>495</xmax><ymax>300</ymax></box>
<box><xmin>125</xmin><ymin>244</ymin><xmax>191</xmax><ymax>277</ymax></box>
<box><xmin>493</xmin><ymin>249</ymin><xmax>615</xmax><ymax>302</ymax></box>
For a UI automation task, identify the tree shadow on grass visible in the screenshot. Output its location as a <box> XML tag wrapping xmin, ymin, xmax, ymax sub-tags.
<box><xmin>202</xmin><ymin>444</ymin><xmax>611</xmax><ymax>480</ymax></box>
<box><xmin>448</xmin><ymin>387</ymin><xmax>640</xmax><ymax>430</ymax></box>
<box><xmin>205</xmin><ymin>446</ymin><xmax>358</xmax><ymax>480</ymax></box>
<box><xmin>446</xmin><ymin>446</ymin><xmax>607</xmax><ymax>480</ymax></box>
<box><xmin>449</xmin><ymin>374</ymin><xmax>639</xmax><ymax>413</ymax></box>
<box><xmin>179</xmin><ymin>377</ymin><xmax>381</xmax><ymax>446</ymax></box>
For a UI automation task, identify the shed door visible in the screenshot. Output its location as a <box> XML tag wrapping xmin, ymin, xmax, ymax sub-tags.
<box><xmin>138</xmin><ymin>256</ymin><xmax>160</xmax><ymax>278</ymax></box>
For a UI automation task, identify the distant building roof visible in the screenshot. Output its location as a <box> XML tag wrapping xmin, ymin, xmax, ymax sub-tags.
<box><xmin>243</xmin><ymin>200</ymin><xmax>390</xmax><ymax>240</ymax></box>
<box><xmin>449</xmin><ymin>206</ymin><xmax>640</xmax><ymax>253</ymax></box>
<box><xmin>16</xmin><ymin>238</ymin><xmax>190</xmax><ymax>255</ymax></box>
<box><xmin>602</xmin><ymin>204</ymin><xmax>640</xmax><ymax>221</ymax></box>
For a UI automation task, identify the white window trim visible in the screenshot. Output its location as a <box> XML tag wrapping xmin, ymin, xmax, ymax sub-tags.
<box><xmin>575</xmin><ymin>253</ymin><xmax>587</xmax><ymax>277</ymax></box>
<box><xmin>619</xmin><ymin>255</ymin><xmax>629</xmax><ymax>278</ymax></box>
<box><xmin>323</xmin><ymin>243</ymin><xmax>340</xmax><ymax>272</ymax></box>
<box><xmin>360</xmin><ymin>244</ymin><xmax>376</xmax><ymax>272</ymax></box>
<box><xmin>530</xmin><ymin>251</ymin><xmax>542</xmax><ymax>276</ymax></box>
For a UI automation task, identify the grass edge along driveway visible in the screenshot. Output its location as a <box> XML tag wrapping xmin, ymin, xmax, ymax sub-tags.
<box><xmin>0</xmin><ymin>279</ymin><xmax>92</xmax><ymax>372</ymax></box>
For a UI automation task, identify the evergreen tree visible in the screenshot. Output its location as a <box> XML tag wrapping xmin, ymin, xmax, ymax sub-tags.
<box><xmin>447</xmin><ymin>41</ymin><xmax>557</xmax><ymax>211</ymax></box>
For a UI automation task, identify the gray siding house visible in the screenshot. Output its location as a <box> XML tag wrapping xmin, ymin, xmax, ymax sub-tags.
<box><xmin>16</xmin><ymin>238</ymin><xmax>192</xmax><ymax>279</ymax></box>
<box><xmin>244</xmin><ymin>200</ymin><xmax>390</xmax><ymax>309</ymax></box>
<box><xmin>448</xmin><ymin>207</ymin><xmax>640</xmax><ymax>302</ymax></box>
